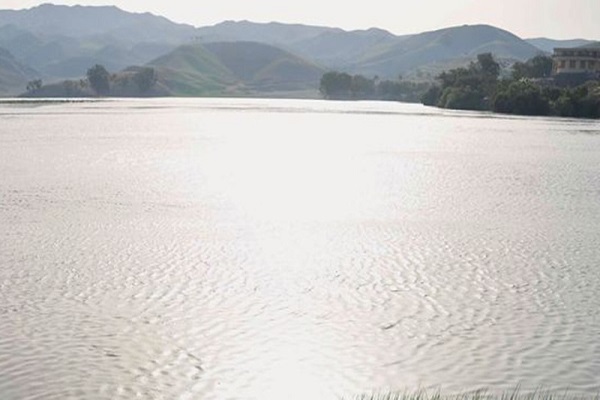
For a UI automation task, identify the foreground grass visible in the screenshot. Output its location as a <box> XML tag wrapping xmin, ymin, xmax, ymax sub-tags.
<box><xmin>351</xmin><ymin>388</ymin><xmax>600</xmax><ymax>400</ymax></box>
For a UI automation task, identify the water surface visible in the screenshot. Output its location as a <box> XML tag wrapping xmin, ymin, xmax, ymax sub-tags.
<box><xmin>1</xmin><ymin>99</ymin><xmax>599</xmax><ymax>399</ymax></box>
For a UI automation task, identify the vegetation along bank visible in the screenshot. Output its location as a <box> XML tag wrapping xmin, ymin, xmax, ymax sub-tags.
<box><xmin>320</xmin><ymin>54</ymin><xmax>600</xmax><ymax>119</ymax></box>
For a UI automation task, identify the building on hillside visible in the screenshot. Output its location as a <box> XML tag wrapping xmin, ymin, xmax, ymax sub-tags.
<box><xmin>552</xmin><ymin>47</ymin><xmax>600</xmax><ymax>75</ymax></box>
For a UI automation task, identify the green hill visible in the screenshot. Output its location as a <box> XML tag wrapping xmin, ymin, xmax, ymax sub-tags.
<box><xmin>148</xmin><ymin>41</ymin><xmax>325</xmax><ymax>96</ymax></box>
<box><xmin>203</xmin><ymin>41</ymin><xmax>325</xmax><ymax>91</ymax></box>
<box><xmin>148</xmin><ymin>43</ymin><xmax>235</xmax><ymax>96</ymax></box>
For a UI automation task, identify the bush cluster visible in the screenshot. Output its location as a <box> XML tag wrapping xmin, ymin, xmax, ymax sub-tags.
<box><xmin>423</xmin><ymin>54</ymin><xmax>600</xmax><ymax>119</ymax></box>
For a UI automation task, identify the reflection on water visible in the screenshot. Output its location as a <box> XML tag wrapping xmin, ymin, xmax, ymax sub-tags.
<box><xmin>0</xmin><ymin>99</ymin><xmax>599</xmax><ymax>399</ymax></box>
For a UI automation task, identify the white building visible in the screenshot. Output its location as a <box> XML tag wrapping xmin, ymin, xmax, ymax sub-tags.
<box><xmin>552</xmin><ymin>46</ymin><xmax>600</xmax><ymax>75</ymax></box>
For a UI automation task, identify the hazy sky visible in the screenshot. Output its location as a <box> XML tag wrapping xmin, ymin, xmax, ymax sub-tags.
<box><xmin>2</xmin><ymin>0</ymin><xmax>600</xmax><ymax>39</ymax></box>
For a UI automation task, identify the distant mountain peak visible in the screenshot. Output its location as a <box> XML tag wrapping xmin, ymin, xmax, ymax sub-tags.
<box><xmin>0</xmin><ymin>3</ymin><xmax>197</xmax><ymax>44</ymax></box>
<box><xmin>29</xmin><ymin>3</ymin><xmax>121</xmax><ymax>12</ymax></box>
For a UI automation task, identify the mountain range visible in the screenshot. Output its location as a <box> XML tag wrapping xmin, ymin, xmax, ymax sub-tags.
<box><xmin>0</xmin><ymin>3</ymin><xmax>597</xmax><ymax>97</ymax></box>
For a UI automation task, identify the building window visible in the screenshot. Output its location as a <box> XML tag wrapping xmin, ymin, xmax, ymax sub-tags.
<box><xmin>560</xmin><ymin>60</ymin><xmax>566</xmax><ymax>68</ymax></box>
<box><xmin>570</xmin><ymin>60</ymin><xmax>577</xmax><ymax>68</ymax></box>
<box><xmin>580</xmin><ymin>60</ymin><xmax>587</xmax><ymax>69</ymax></box>
<box><xmin>589</xmin><ymin>61</ymin><xmax>596</xmax><ymax>69</ymax></box>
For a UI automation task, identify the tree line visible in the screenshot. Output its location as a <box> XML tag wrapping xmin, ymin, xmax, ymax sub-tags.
<box><xmin>319</xmin><ymin>72</ymin><xmax>430</xmax><ymax>103</ymax></box>
<box><xmin>25</xmin><ymin>64</ymin><xmax>158</xmax><ymax>97</ymax></box>
<box><xmin>320</xmin><ymin>54</ymin><xmax>600</xmax><ymax>119</ymax></box>
<box><xmin>86</xmin><ymin>64</ymin><xmax>158</xmax><ymax>95</ymax></box>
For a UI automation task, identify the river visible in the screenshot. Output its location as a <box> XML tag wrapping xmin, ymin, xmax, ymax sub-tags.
<box><xmin>1</xmin><ymin>98</ymin><xmax>599</xmax><ymax>399</ymax></box>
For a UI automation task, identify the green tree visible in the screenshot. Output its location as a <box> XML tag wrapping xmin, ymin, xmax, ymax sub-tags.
<box><xmin>319</xmin><ymin>71</ymin><xmax>352</xmax><ymax>99</ymax></box>
<box><xmin>551</xmin><ymin>82</ymin><xmax>600</xmax><ymax>118</ymax></box>
<box><xmin>511</xmin><ymin>55</ymin><xmax>553</xmax><ymax>79</ymax></box>
<box><xmin>378</xmin><ymin>80</ymin><xmax>402</xmax><ymax>100</ymax></box>
<box><xmin>432</xmin><ymin>53</ymin><xmax>500</xmax><ymax>111</ymax></box>
<box><xmin>530</xmin><ymin>55</ymin><xmax>553</xmax><ymax>78</ymax></box>
<box><xmin>421</xmin><ymin>85</ymin><xmax>442</xmax><ymax>106</ymax></box>
<box><xmin>552</xmin><ymin>92</ymin><xmax>575</xmax><ymax>117</ymax></box>
<box><xmin>477</xmin><ymin>53</ymin><xmax>500</xmax><ymax>79</ymax></box>
<box><xmin>63</xmin><ymin>80</ymin><xmax>80</xmax><ymax>97</ymax></box>
<box><xmin>493</xmin><ymin>80</ymin><xmax>549</xmax><ymax>116</ymax></box>
<box><xmin>350</xmin><ymin>75</ymin><xmax>375</xmax><ymax>99</ymax></box>
<box><xmin>86</xmin><ymin>64</ymin><xmax>110</xmax><ymax>95</ymax></box>
<box><xmin>133</xmin><ymin>67</ymin><xmax>157</xmax><ymax>93</ymax></box>
<box><xmin>440</xmin><ymin>86</ymin><xmax>486</xmax><ymax>110</ymax></box>
<box><xmin>26</xmin><ymin>79</ymin><xmax>43</xmax><ymax>93</ymax></box>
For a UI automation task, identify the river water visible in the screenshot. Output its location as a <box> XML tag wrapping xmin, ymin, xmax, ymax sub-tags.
<box><xmin>0</xmin><ymin>99</ymin><xmax>599</xmax><ymax>399</ymax></box>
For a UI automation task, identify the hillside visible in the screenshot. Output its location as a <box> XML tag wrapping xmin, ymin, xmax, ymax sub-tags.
<box><xmin>0</xmin><ymin>24</ymin><xmax>180</xmax><ymax>80</ymax></box>
<box><xmin>203</xmin><ymin>42</ymin><xmax>325</xmax><ymax>91</ymax></box>
<box><xmin>148</xmin><ymin>41</ymin><xmax>325</xmax><ymax>96</ymax></box>
<box><xmin>0</xmin><ymin>47</ymin><xmax>38</xmax><ymax>95</ymax></box>
<box><xmin>148</xmin><ymin>43</ymin><xmax>236</xmax><ymax>96</ymax></box>
<box><xmin>39</xmin><ymin>44</ymin><xmax>173</xmax><ymax>79</ymax></box>
<box><xmin>348</xmin><ymin>24</ymin><xmax>544</xmax><ymax>78</ymax></box>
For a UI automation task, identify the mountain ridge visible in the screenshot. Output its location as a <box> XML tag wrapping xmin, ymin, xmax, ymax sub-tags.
<box><xmin>0</xmin><ymin>3</ymin><xmax>197</xmax><ymax>43</ymax></box>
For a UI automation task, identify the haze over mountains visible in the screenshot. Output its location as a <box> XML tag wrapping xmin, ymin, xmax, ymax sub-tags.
<box><xmin>0</xmin><ymin>3</ymin><xmax>596</xmax><ymax>96</ymax></box>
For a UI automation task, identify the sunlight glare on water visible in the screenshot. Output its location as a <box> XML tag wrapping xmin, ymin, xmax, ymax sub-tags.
<box><xmin>202</xmin><ymin>110</ymin><xmax>392</xmax><ymax>223</ymax></box>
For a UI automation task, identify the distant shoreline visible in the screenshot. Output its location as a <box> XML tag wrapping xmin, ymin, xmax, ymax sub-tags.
<box><xmin>0</xmin><ymin>98</ymin><xmax>100</xmax><ymax>104</ymax></box>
